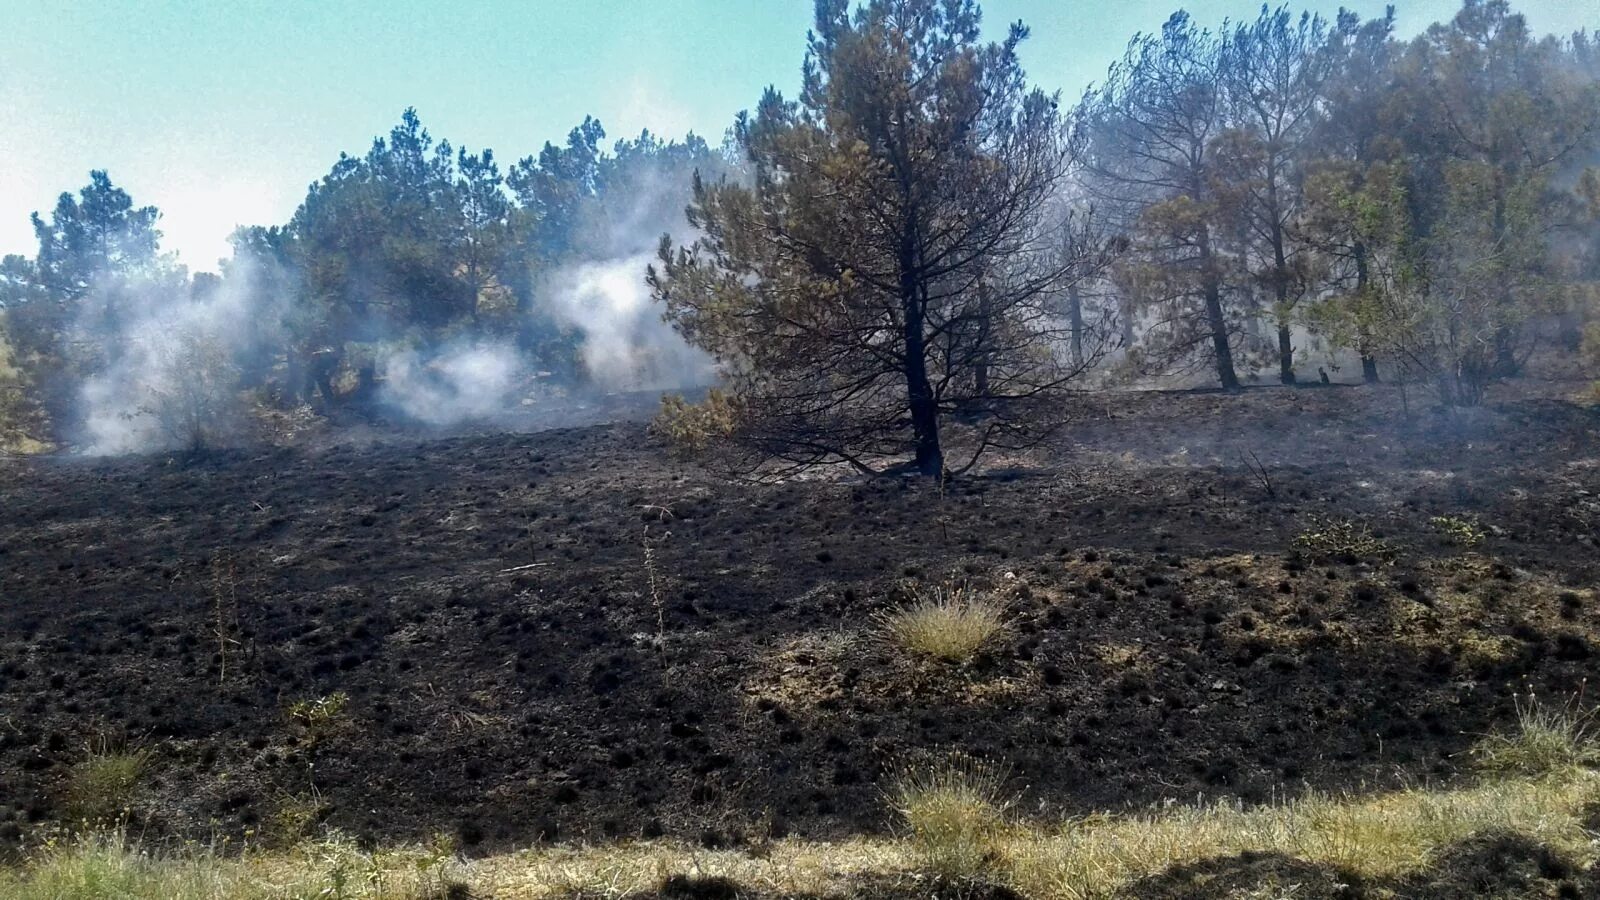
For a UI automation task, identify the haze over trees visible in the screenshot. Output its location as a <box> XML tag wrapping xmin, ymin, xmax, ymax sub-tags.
<box><xmin>1</xmin><ymin>115</ymin><xmax>722</xmax><ymax>452</ymax></box>
<box><xmin>0</xmin><ymin>0</ymin><xmax>1597</xmax><ymax>470</ymax></box>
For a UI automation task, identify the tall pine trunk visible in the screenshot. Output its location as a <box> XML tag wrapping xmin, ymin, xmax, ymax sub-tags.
<box><xmin>1068</xmin><ymin>283</ymin><xmax>1084</xmax><ymax>367</ymax></box>
<box><xmin>1198</xmin><ymin>225</ymin><xmax>1241</xmax><ymax>390</ymax></box>
<box><xmin>1491</xmin><ymin>194</ymin><xmax>1519</xmax><ymax>378</ymax></box>
<box><xmin>901</xmin><ymin>242</ymin><xmax>942</xmax><ymax>478</ymax></box>
<box><xmin>1269</xmin><ymin>178</ymin><xmax>1295</xmax><ymax>385</ymax></box>
<box><xmin>1277</xmin><ymin>323</ymin><xmax>1295</xmax><ymax>385</ymax></box>
<box><xmin>1354</xmin><ymin>243</ymin><xmax>1379</xmax><ymax>383</ymax></box>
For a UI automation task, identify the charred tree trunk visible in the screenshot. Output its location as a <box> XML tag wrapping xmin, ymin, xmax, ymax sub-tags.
<box><xmin>1354</xmin><ymin>243</ymin><xmax>1379</xmax><ymax>383</ymax></box>
<box><xmin>1198</xmin><ymin>225</ymin><xmax>1241</xmax><ymax>391</ymax></box>
<box><xmin>1269</xmin><ymin>181</ymin><xmax>1295</xmax><ymax>385</ymax></box>
<box><xmin>1277</xmin><ymin>323</ymin><xmax>1295</xmax><ymax>386</ymax></box>
<box><xmin>973</xmin><ymin>280</ymin><xmax>992</xmax><ymax>398</ymax></box>
<box><xmin>1205</xmin><ymin>281</ymin><xmax>1240</xmax><ymax>391</ymax></box>
<box><xmin>901</xmin><ymin>244</ymin><xmax>943</xmax><ymax>478</ymax></box>
<box><xmin>1493</xmin><ymin>324</ymin><xmax>1519</xmax><ymax>378</ymax></box>
<box><xmin>1490</xmin><ymin>195</ymin><xmax>1519</xmax><ymax>378</ymax></box>
<box><xmin>1361</xmin><ymin>354</ymin><xmax>1380</xmax><ymax>384</ymax></box>
<box><xmin>284</xmin><ymin>349</ymin><xmax>305</xmax><ymax>408</ymax></box>
<box><xmin>1068</xmin><ymin>283</ymin><xmax>1085</xmax><ymax>367</ymax></box>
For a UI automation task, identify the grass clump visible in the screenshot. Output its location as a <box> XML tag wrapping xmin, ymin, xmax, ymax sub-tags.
<box><xmin>287</xmin><ymin>691</ymin><xmax>350</xmax><ymax>744</ymax></box>
<box><xmin>1006</xmin><ymin>773</ymin><xmax>1598</xmax><ymax>897</ymax></box>
<box><xmin>62</xmin><ymin>745</ymin><xmax>152</xmax><ymax>827</ymax></box>
<box><xmin>0</xmin><ymin>831</ymin><xmax>226</xmax><ymax>900</ymax></box>
<box><xmin>0</xmin><ymin>831</ymin><xmax>467</xmax><ymax>900</ymax></box>
<box><xmin>650</xmin><ymin>389</ymin><xmax>742</xmax><ymax>458</ymax></box>
<box><xmin>879</xmin><ymin>586</ymin><xmax>1005</xmax><ymax>664</ymax></box>
<box><xmin>1470</xmin><ymin>690</ymin><xmax>1600</xmax><ymax>777</ymax></box>
<box><xmin>888</xmin><ymin>752</ymin><xmax>1011</xmax><ymax>881</ymax></box>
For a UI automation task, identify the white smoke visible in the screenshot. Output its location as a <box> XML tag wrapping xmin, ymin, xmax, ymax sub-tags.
<box><xmin>60</xmin><ymin>133</ymin><xmax>725</xmax><ymax>453</ymax></box>
<box><xmin>378</xmin><ymin>340</ymin><xmax>522</xmax><ymax>426</ymax></box>
<box><xmin>78</xmin><ymin>263</ymin><xmax>277</xmax><ymax>455</ymax></box>
<box><xmin>546</xmin><ymin>253</ymin><xmax>713</xmax><ymax>391</ymax></box>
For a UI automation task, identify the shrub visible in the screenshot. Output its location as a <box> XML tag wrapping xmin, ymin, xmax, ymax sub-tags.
<box><xmin>650</xmin><ymin>389</ymin><xmax>742</xmax><ymax>457</ymax></box>
<box><xmin>1292</xmin><ymin>518</ymin><xmax>1397</xmax><ymax>563</ymax></box>
<box><xmin>1470</xmin><ymin>691</ymin><xmax>1600</xmax><ymax>777</ymax></box>
<box><xmin>263</xmin><ymin>791</ymin><xmax>330</xmax><ymax>848</ymax></box>
<box><xmin>888</xmin><ymin>752</ymin><xmax>1011</xmax><ymax>881</ymax></box>
<box><xmin>145</xmin><ymin>327</ymin><xmax>240</xmax><ymax>453</ymax></box>
<box><xmin>1430</xmin><ymin>515</ymin><xmax>1486</xmax><ymax>547</ymax></box>
<box><xmin>879</xmin><ymin>586</ymin><xmax>1005</xmax><ymax>664</ymax></box>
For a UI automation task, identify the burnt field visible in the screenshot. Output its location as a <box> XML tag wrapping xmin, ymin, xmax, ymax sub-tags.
<box><xmin>1</xmin><ymin>382</ymin><xmax>1597</xmax><ymax>855</ymax></box>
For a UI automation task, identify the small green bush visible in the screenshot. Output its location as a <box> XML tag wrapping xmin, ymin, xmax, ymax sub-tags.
<box><xmin>63</xmin><ymin>746</ymin><xmax>152</xmax><ymax>827</ymax></box>
<box><xmin>287</xmin><ymin>692</ymin><xmax>349</xmax><ymax>734</ymax></box>
<box><xmin>1430</xmin><ymin>514</ymin><xmax>1486</xmax><ymax>547</ymax></box>
<box><xmin>1293</xmin><ymin>518</ymin><xmax>1397</xmax><ymax>563</ymax></box>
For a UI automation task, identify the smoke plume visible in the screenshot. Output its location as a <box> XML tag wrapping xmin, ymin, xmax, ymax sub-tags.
<box><xmin>78</xmin><ymin>262</ymin><xmax>281</xmax><ymax>455</ymax></box>
<box><xmin>378</xmin><ymin>340</ymin><xmax>523</xmax><ymax>427</ymax></box>
<box><xmin>546</xmin><ymin>253</ymin><xmax>713</xmax><ymax>391</ymax></box>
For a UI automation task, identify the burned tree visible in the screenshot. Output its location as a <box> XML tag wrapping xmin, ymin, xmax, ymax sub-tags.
<box><xmin>650</xmin><ymin>0</ymin><xmax>1095</xmax><ymax>478</ymax></box>
<box><xmin>1078</xmin><ymin>14</ymin><xmax>1243</xmax><ymax>390</ymax></box>
<box><xmin>1215</xmin><ymin>6</ymin><xmax>1336</xmax><ymax>385</ymax></box>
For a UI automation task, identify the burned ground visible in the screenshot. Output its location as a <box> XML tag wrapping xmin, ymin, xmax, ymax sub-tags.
<box><xmin>0</xmin><ymin>383</ymin><xmax>1597</xmax><ymax>855</ymax></box>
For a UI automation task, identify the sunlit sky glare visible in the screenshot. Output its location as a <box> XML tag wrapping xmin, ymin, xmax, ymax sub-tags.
<box><xmin>1</xmin><ymin>1</ymin><xmax>1593</xmax><ymax>272</ymax></box>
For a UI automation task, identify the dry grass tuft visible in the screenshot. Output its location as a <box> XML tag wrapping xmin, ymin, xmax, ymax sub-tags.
<box><xmin>0</xmin><ymin>831</ymin><xmax>466</xmax><ymax>900</ymax></box>
<box><xmin>879</xmin><ymin>586</ymin><xmax>1006</xmax><ymax>663</ymax></box>
<box><xmin>888</xmin><ymin>752</ymin><xmax>1012</xmax><ymax>881</ymax></box>
<box><xmin>1004</xmin><ymin>772</ymin><xmax>1598</xmax><ymax>898</ymax></box>
<box><xmin>1470</xmin><ymin>690</ymin><xmax>1600</xmax><ymax>777</ymax></box>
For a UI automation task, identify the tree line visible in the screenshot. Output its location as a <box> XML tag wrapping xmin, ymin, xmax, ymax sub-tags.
<box><xmin>2</xmin><ymin>0</ymin><xmax>1598</xmax><ymax>472</ymax></box>
<box><xmin>652</xmin><ymin>0</ymin><xmax>1600</xmax><ymax>476</ymax></box>
<box><xmin>0</xmin><ymin>112</ymin><xmax>721</xmax><ymax>448</ymax></box>
<box><xmin>1077</xmin><ymin>0</ymin><xmax>1600</xmax><ymax>404</ymax></box>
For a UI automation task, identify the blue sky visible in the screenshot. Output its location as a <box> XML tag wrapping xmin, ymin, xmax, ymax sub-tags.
<box><xmin>1</xmin><ymin>0</ymin><xmax>1592</xmax><ymax>271</ymax></box>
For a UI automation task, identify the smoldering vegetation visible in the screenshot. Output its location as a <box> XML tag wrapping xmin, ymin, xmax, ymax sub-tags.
<box><xmin>0</xmin><ymin>116</ymin><xmax>725</xmax><ymax>454</ymax></box>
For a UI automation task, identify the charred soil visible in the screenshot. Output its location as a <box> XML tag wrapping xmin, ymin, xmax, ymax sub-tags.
<box><xmin>1</xmin><ymin>382</ymin><xmax>1598</xmax><ymax>856</ymax></box>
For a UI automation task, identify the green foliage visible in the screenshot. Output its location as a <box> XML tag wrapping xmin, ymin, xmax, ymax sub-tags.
<box><xmin>287</xmin><ymin>692</ymin><xmax>350</xmax><ymax>742</ymax></box>
<box><xmin>651</xmin><ymin>0</ymin><xmax>1079</xmax><ymax>477</ymax></box>
<box><xmin>1303</xmin><ymin>2</ymin><xmax>1600</xmax><ymax>404</ymax></box>
<box><xmin>0</xmin><ymin>172</ymin><xmax>175</xmax><ymax>440</ymax></box>
<box><xmin>1430</xmin><ymin>515</ymin><xmax>1486</xmax><ymax>547</ymax></box>
<box><xmin>0</xmin><ymin>316</ymin><xmax>50</xmax><ymax>451</ymax></box>
<box><xmin>263</xmin><ymin>791</ymin><xmax>330</xmax><ymax>848</ymax></box>
<box><xmin>649</xmin><ymin>389</ymin><xmax>742</xmax><ymax>458</ymax></box>
<box><xmin>62</xmin><ymin>745</ymin><xmax>152</xmax><ymax>828</ymax></box>
<box><xmin>146</xmin><ymin>328</ymin><xmax>242</xmax><ymax>453</ymax></box>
